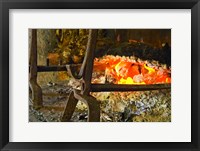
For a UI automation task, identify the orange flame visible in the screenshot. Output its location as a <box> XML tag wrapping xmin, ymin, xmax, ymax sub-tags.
<box><xmin>93</xmin><ymin>55</ymin><xmax>171</xmax><ymax>85</ymax></box>
<box><xmin>118</xmin><ymin>77</ymin><xmax>146</xmax><ymax>85</ymax></box>
<box><xmin>144</xmin><ymin>64</ymin><xmax>155</xmax><ymax>74</ymax></box>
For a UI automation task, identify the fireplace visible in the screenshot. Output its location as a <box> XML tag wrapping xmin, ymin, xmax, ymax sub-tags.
<box><xmin>29</xmin><ymin>29</ymin><xmax>171</xmax><ymax>122</ymax></box>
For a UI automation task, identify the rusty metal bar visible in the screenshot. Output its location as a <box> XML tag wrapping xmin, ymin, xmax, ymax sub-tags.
<box><xmin>79</xmin><ymin>30</ymin><xmax>97</xmax><ymax>79</ymax></box>
<box><xmin>82</xmin><ymin>29</ymin><xmax>98</xmax><ymax>95</ymax></box>
<box><xmin>60</xmin><ymin>91</ymin><xmax>79</xmax><ymax>122</ymax></box>
<box><xmin>29</xmin><ymin>29</ymin><xmax>43</xmax><ymax>108</ymax></box>
<box><xmin>37</xmin><ymin>65</ymin><xmax>66</xmax><ymax>72</ymax></box>
<box><xmin>37</xmin><ymin>64</ymin><xmax>81</xmax><ymax>72</ymax></box>
<box><xmin>90</xmin><ymin>83</ymin><xmax>171</xmax><ymax>92</ymax></box>
<box><xmin>73</xmin><ymin>90</ymin><xmax>100</xmax><ymax>122</ymax></box>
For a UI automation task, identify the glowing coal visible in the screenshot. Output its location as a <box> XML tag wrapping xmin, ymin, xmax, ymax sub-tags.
<box><xmin>93</xmin><ymin>55</ymin><xmax>171</xmax><ymax>84</ymax></box>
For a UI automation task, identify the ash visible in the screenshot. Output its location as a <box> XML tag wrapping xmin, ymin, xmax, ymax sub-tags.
<box><xmin>91</xmin><ymin>89</ymin><xmax>171</xmax><ymax>122</ymax></box>
<box><xmin>29</xmin><ymin>81</ymin><xmax>171</xmax><ymax>122</ymax></box>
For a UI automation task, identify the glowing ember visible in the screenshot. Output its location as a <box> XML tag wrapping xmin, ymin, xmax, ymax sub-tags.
<box><xmin>118</xmin><ymin>77</ymin><xmax>146</xmax><ymax>85</ymax></box>
<box><xmin>93</xmin><ymin>55</ymin><xmax>171</xmax><ymax>84</ymax></box>
<box><xmin>144</xmin><ymin>64</ymin><xmax>155</xmax><ymax>74</ymax></box>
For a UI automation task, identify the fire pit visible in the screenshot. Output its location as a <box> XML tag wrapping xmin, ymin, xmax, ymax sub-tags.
<box><xmin>60</xmin><ymin>29</ymin><xmax>171</xmax><ymax>122</ymax></box>
<box><xmin>29</xmin><ymin>29</ymin><xmax>171</xmax><ymax>122</ymax></box>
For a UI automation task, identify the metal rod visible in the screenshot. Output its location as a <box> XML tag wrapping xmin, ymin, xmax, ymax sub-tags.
<box><xmin>29</xmin><ymin>29</ymin><xmax>43</xmax><ymax>108</ymax></box>
<box><xmin>73</xmin><ymin>90</ymin><xmax>100</xmax><ymax>122</ymax></box>
<box><xmin>90</xmin><ymin>83</ymin><xmax>171</xmax><ymax>92</ymax></box>
<box><xmin>37</xmin><ymin>64</ymin><xmax>81</xmax><ymax>72</ymax></box>
<box><xmin>82</xmin><ymin>29</ymin><xmax>98</xmax><ymax>95</ymax></box>
<box><xmin>37</xmin><ymin>66</ymin><xmax>67</xmax><ymax>72</ymax></box>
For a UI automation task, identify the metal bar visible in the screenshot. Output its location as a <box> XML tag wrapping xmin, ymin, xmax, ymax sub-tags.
<box><xmin>37</xmin><ymin>66</ymin><xmax>67</xmax><ymax>72</ymax></box>
<box><xmin>91</xmin><ymin>83</ymin><xmax>171</xmax><ymax>92</ymax></box>
<box><xmin>37</xmin><ymin>64</ymin><xmax>81</xmax><ymax>72</ymax></box>
<box><xmin>82</xmin><ymin>29</ymin><xmax>98</xmax><ymax>95</ymax></box>
<box><xmin>73</xmin><ymin>90</ymin><xmax>100</xmax><ymax>122</ymax></box>
<box><xmin>78</xmin><ymin>30</ymin><xmax>97</xmax><ymax>78</ymax></box>
<box><xmin>37</xmin><ymin>65</ymin><xmax>67</xmax><ymax>72</ymax></box>
<box><xmin>60</xmin><ymin>91</ymin><xmax>78</xmax><ymax>122</ymax></box>
<box><xmin>29</xmin><ymin>29</ymin><xmax>43</xmax><ymax>108</ymax></box>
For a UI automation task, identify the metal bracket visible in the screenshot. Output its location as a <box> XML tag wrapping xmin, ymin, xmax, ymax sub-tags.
<box><xmin>61</xmin><ymin>29</ymin><xmax>100</xmax><ymax>122</ymax></box>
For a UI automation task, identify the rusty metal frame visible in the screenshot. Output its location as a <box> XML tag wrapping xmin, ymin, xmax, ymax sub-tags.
<box><xmin>61</xmin><ymin>29</ymin><xmax>101</xmax><ymax>122</ymax></box>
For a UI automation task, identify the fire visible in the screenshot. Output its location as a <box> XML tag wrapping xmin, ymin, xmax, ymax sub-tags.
<box><xmin>115</xmin><ymin>62</ymin><xmax>156</xmax><ymax>84</ymax></box>
<box><xmin>93</xmin><ymin>55</ymin><xmax>171</xmax><ymax>85</ymax></box>
<box><xmin>144</xmin><ymin>64</ymin><xmax>155</xmax><ymax>74</ymax></box>
<box><xmin>118</xmin><ymin>77</ymin><xmax>146</xmax><ymax>85</ymax></box>
<box><xmin>166</xmin><ymin>77</ymin><xmax>171</xmax><ymax>83</ymax></box>
<box><xmin>114</xmin><ymin>61</ymin><xmax>140</xmax><ymax>78</ymax></box>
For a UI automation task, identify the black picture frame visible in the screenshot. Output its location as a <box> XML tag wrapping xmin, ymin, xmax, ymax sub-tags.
<box><xmin>0</xmin><ymin>0</ymin><xmax>200</xmax><ymax>151</ymax></box>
